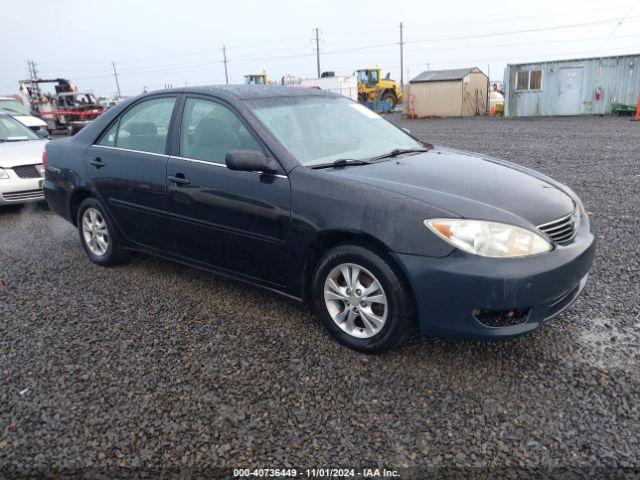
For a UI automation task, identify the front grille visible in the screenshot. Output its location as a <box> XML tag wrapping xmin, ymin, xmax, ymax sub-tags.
<box><xmin>12</xmin><ymin>165</ymin><xmax>41</xmax><ymax>179</ymax></box>
<box><xmin>537</xmin><ymin>210</ymin><xmax>578</xmax><ymax>246</ymax></box>
<box><xmin>2</xmin><ymin>189</ymin><xmax>44</xmax><ymax>201</ymax></box>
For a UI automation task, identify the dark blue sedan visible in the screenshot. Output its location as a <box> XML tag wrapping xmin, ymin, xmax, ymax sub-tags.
<box><xmin>43</xmin><ymin>86</ymin><xmax>596</xmax><ymax>353</ymax></box>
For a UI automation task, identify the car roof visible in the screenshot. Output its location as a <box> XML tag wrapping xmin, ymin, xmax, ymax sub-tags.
<box><xmin>154</xmin><ymin>84</ymin><xmax>341</xmax><ymax>100</ymax></box>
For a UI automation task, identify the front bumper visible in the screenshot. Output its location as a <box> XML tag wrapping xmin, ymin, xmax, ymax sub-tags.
<box><xmin>392</xmin><ymin>217</ymin><xmax>596</xmax><ymax>340</ymax></box>
<box><xmin>0</xmin><ymin>174</ymin><xmax>44</xmax><ymax>205</ymax></box>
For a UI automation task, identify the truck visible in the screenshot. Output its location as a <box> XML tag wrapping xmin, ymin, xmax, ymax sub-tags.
<box><xmin>18</xmin><ymin>78</ymin><xmax>104</xmax><ymax>135</ymax></box>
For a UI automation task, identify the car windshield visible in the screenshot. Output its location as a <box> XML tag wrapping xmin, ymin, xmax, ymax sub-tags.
<box><xmin>0</xmin><ymin>116</ymin><xmax>40</xmax><ymax>141</ymax></box>
<box><xmin>247</xmin><ymin>96</ymin><xmax>423</xmax><ymax>166</ymax></box>
<box><xmin>0</xmin><ymin>99</ymin><xmax>30</xmax><ymax>116</ymax></box>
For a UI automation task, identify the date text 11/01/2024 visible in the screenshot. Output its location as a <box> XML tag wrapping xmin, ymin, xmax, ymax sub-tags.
<box><xmin>233</xmin><ymin>468</ymin><xmax>400</xmax><ymax>477</ymax></box>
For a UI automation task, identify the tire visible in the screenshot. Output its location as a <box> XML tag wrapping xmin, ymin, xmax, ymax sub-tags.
<box><xmin>381</xmin><ymin>91</ymin><xmax>397</xmax><ymax>109</ymax></box>
<box><xmin>358</xmin><ymin>93</ymin><xmax>368</xmax><ymax>104</ymax></box>
<box><xmin>312</xmin><ymin>244</ymin><xmax>415</xmax><ymax>353</ymax></box>
<box><xmin>76</xmin><ymin>197</ymin><xmax>128</xmax><ymax>266</ymax></box>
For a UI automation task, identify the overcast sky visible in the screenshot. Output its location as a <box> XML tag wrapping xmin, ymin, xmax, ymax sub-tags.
<box><xmin>2</xmin><ymin>0</ymin><xmax>639</xmax><ymax>97</ymax></box>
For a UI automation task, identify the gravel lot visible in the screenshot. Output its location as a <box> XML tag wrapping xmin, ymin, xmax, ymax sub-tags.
<box><xmin>1</xmin><ymin>116</ymin><xmax>639</xmax><ymax>477</ymax></box>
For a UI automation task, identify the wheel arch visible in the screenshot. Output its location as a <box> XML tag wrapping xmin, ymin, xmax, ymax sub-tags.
<box><xmin>300</xmin><ymin>230</ymin><xmax>415</xmax><ymax>306</ymax></box>
<box><xmin>382</xmin><ymin>88</ymin><xmax>397</xmax><ymax>99</ymax></box>
<box><xmin>68</xmin><ymin>188</ymin><xmax>96</xmax><ymax>226</ymax></box>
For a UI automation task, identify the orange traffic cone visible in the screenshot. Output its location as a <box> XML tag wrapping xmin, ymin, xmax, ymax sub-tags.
<box><xmin>633</xmin><ymin>94</ymin><xmax>640</xmax><ymax>121</ymax></box>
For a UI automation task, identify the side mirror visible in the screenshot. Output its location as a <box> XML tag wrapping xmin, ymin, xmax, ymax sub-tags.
<box><xmin>37</xmin><ymin>129</ymin><xmax>50</xmax><ymax>139</ymax></box>
<box><xmin>226</xmin><ymin>150</ymin><xmax>281</xmax><ymax>174</ymax></box>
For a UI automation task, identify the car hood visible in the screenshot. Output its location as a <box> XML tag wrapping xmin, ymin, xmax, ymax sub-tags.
<box><xmin>0</xmin><ymin>139</ymin><xmax>48</xmax><ymax>168</ymax></box>
<box><xmin>329</xmin><ymin>147</ymin><xmax>576</xmax><ymax>227</ymax></box>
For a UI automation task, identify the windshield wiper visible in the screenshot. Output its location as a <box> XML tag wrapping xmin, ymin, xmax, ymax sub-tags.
<box><xmin>369</xmin><ymin>147</ymin><xmax>431</xmax><ymax>162</ymax></box>
<box><xmin>310</xmin><ymin>158</ymin><xmax>372</xmax><ymax>169</ymax></box>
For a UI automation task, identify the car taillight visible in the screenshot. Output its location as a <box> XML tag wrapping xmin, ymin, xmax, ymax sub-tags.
<box><xmin>42</xmin><ymin>150</ymin><xmax>46</xmax><ymax>167</ymax></box>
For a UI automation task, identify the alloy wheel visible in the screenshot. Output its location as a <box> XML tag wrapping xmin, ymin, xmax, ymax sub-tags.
<box><xmin>324</xmin><ymin>263</ymin><xmax>388</xmax><ymax>339</ymax></box>
<box><xmin>81</xmin><ymin>207</ymin><xmax>109</xmax><ymax>256</ymax></box>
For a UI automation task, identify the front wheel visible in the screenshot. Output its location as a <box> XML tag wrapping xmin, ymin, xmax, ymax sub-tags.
<box><xmin>381</xmin><ymin>91</ymin><xmax>397</xmax><ymax>109</ymax></box>
<box><xmin>312</xmin><ymin>244</ymin><xmax>415</xmax><ymax>353</ymax></box>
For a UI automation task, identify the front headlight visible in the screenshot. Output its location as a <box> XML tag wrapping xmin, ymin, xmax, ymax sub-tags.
<box><xmin>0</xmin><ymin>168</ymin><xmax>9</xmax><ymax>179</ymax></box>
<box><xmin>424</xmin><ymin>218</ymin><xmax>552</xmax><ymax>258</ymax></box>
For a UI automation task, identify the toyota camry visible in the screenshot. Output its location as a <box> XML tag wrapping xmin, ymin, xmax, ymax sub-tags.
<box><xmin>43</xmin><ymin>86</ymin><xmax>596</xmax><ymax>353</ymax></box>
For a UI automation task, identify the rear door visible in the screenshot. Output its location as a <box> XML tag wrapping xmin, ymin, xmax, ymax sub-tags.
<box><xmin>87</xmin><ymin>95</ymin><xmax>178</xmax><ymax>250</ymax></box>
<box><xmin>167</xmin><ymin>96</ymin><xmax>291</xmax><ymax>288</ymax></box>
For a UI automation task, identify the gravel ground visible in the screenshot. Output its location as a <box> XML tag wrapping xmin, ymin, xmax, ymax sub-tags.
<box><xmin>1</xmin><ymin>116</ymin><xmax>639</xmax><ymax>478</ymax></box>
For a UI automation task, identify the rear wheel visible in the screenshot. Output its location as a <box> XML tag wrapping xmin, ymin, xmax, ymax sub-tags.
<box><xmin>312</xmin><ymin>244</ymin><xmax>414</xmax><ymax>353</ymax></box>
<box><xmin>77</xmin><ymin>198</ymin><xmax>128</xmax><ymax>266</ymax></box>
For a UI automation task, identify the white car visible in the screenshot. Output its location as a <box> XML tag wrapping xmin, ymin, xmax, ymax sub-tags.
<box><xmin>0</xmin><ymin>97</ymin><xmax>49</xmax><ymax>136</ymax></box>
<box><xmin>0</xmin><ymin>113</ymin><xmax>48</xmax><ymax>205</ymax></box>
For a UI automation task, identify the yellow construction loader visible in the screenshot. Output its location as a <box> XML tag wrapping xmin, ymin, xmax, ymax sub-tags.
<box><xmin>244</xmin><ymin>73</ymin><xmax>269</xmax><ymax>85</ymax></box>
<box><xmin>356</xmin><ymin>68</ymin><xmax>403</xmax><ymax>109</ymax></box>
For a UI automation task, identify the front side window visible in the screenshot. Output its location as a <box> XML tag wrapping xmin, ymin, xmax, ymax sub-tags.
<box><xmin>180</xmin><ymin>98</ymin><xmax>261</xmax><ymax>164</ymax></box>
<box><xmin>247</xmin><ymin>96</ymin><xmax>423</xmax><ymax>167</ymax></box>
<box><xmin>114</xmin><ymin>97</ymin><xmax>176</xmax><ymax>154</ymax></box>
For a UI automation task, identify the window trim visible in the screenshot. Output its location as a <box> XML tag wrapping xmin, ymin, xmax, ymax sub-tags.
<box><xmin>515</xmin><ymin>69</ymin><xmax>543</xmax><ymax>92</ymax></box>
<box><xmin>175</xmin><ymin>94</ymin><xmax>271</xmax><ymax>166</ymax></box>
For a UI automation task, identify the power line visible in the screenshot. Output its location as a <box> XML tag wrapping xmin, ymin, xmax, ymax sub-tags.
<box><xmin>598</xmin><ymin>0</ymin><xmax>640</xmax><ymax>51</ymax></box>
<box><xmin>405</xmin><ymin>15</ymin><xmax>640</xmax><ymax>45</ymax></box>
<box><xmin>14</xmin><ymin>14</ymin><xmax>640</xmax><ymax>95</ymax></box>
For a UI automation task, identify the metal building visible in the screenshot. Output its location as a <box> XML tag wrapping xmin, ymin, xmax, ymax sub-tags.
<box><xmin>403</xmin><ymin>67</ymin><xmax>488</xmax><ymax>117</ymax></box>
<box><xmin>504</xmin><ymin>53</ymin><xmax>640</xmax><ymax>116</ymax></box>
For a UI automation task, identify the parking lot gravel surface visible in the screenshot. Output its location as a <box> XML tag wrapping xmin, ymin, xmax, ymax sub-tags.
<box><xmin>1</xmin><ymin>116</ymin><xmax>639</xmax><ymax>478</ymax></box>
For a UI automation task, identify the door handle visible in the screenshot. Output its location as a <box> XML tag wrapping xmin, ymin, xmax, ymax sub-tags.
<box><xmin>90</xmin><ymin>157</ymin><xmax>105</xmax><ymax>168</ymax></box>
<box><xmin>168</xmin><ymin>174</ymin><xmax>190</xmax><ymax>186</ymax></box>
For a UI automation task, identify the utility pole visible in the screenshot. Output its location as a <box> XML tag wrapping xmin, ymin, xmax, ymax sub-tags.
<box><xmin>29</xmin><ymin>60</ymin><xmax>39</xmax><ymax>80</ymax></box>
<box><xmin>399</xmin><ymin>22</ymin><xmax>404</xmax><ymax>87</ymax></box>
<box><xmin>487</xmin><ymin>64</ymin><xmax>491</xmax><ymax>114</ymax></box>
<box><xmin>314</xmin><ymin>28</ymin><xmax>321</xmax><ymax>77</ymax></box>
<box><xmin>111</xmin><ymin>62</ymin><xmax>122</xmax><ymax>99</ymax></box>
<box><xmin>27</xmin><ymin>60</ymin><xmax>42</xmax><ymax>103</ymax></box>
<box><xmin>222</xmin><ymin>45</ymin><xmax>229</xmax><ymax>85</ymax></box>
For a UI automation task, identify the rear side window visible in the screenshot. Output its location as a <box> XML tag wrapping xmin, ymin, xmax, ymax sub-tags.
<box><xmin>110</xmin><ymin>97</ymin><xmax>176</xmax><ymax>154</ymax></box>
<box><xmin>179</xmin><ymin>98</ymin><xmax>261</xmax><ymax>164</ymax></box>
